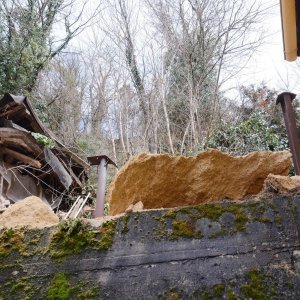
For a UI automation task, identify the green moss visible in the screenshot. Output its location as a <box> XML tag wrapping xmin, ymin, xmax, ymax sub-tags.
<box><xmin>10</xmin><ymin>278</ymin><xmax>32</xmax><ymax>295</ymax></box>
<box><xmin>163</xmin><ymin>210</ymin><xmax>177</xmax><ymax>219</ymax></box>
<box><xmin>172</xmin><ymin>220</ymin><xmax>194</xmax><ymax>239</ymax></box>
<box><xmin>160</xmin><ymin>288</ymin><xmax>182</xmax><ymax>300</ymax></box>
<box><xmin>46</xmin><ymin>273</ymin><xmax>100</xmax><ymax>300</ymax></box>
<box><xmin>154</xmin><ymin>201</ymin><xmax>250</xmax><ymax>240</ymax></box>
<box><xmin>164</xmin><ymin>292</ymin><xmax>181</xmax><ymax>300</ymax></box>
<box><xmin>208</xmin><ymin>229</ymin><xmax>228</xmax><ymax>239</ymax></box>
<box><xmin>201</xmin><ymin>289</ymin><xmax>213</xmax><ymax>300</ymax></box>
<box><xmin>255</xmin><ymin>217</ymin><xmax>273</xmax><ymax>224</ymax></box>
<box><xmin>195</xmin><ymin>203</ymin><xmax>249</xmax><ymax>233</ymax></box>
<box><xmin>227</xmin><ymin>287</ymin><xmax>238</xmax><ymax>300</ymax></box>
<box><xmin>98</xmin><ymin>220</ymin><xmax>116</xmax><ymax>250</ymax></box>
<box><xmin>275</xmin><ymin>215</ymin><xmax>282</xmax><ymax>224</ymax></box>
<box><xmin>0</xmin><ymin>263</ymin><xmax>14</xmax><ymax>271</ymax></box>
<box><xmin>284</xmin><ymin>281</ymin><xmax>294</xmax><ymax>290</ymax></box>
<box><xmin>75</xmin><ymin>287</ymin><xmax>98</xmax><ymax>300</ymax></box>
<box><xmin>0</xmin><ymin>228</ymin><xmax>25</xmax><ymax>258</ymax></box>
<box><xmin>2</xmin><ymin>277</ymin><xmax>34</xmax><ymax>299</ymax></box>
<box><xmin>241</xmin><ymin>269</ymin><xmax>270</xmax><ymax>300</ymax></box>
<box><xmin>246</xmin><ymin>199</ymin><xmax>284</xmax><ymax>226</ymax></box>
<box><xmin>50</xmin><ymin>219</ymin><xmax>116</xmax><ymax>259</ymax></box>
<box><xmin>50</xmin><ymin>219</ymin><xmax>96</xmax><ymax>258</ymax></box>
<box><xmin>121</xmin><ymin>215</ymin><xmax>130</xmax><ymax>234</ymax></box>
<box><xmin>47</xmin><ymin>273</ymin><xmax>78</xmax><ymax>300</ymax></box>
<box><xmin>213</xmin><ymin>283</ymin><xmax>225</xmax><ymax>297</ymax></box>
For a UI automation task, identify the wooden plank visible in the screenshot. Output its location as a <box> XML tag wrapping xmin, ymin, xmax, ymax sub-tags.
<box><xmin>74</xmin><ymin>194</ymin><xmax>90</xmax><ymax>218</ymax></box>
<box><xmin>2</xmin><ymin>147</ymin><xmax>42</xmax><ymax>168</ymax></box>
<box><xmin>63</xmin><ymin>196</ymin><xmax>81</xmax><ymax>220</ymax></box>
<box><xmin>0</xmin><ymin>105</ymin><xmax>24</xmax><ymax>118</ymax></box>
<box><xmin>64</xmin><ymin>193</ymin><xmax>90</xmax><ymax>219</ymax></box>
<box><xmin>0</xmin><ymin>128</ymin><xmax>43</xmax><ymax>157</ymax></box>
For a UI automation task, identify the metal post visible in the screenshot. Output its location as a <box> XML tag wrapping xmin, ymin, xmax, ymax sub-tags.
<box><xmin>94</xmin><ymin>157</ymin><xmax>107</xmax><ymax>218</ymax></box>
<box><xmin>276</xmin><ymin>92</ymin><xmax>300</xmax><ymax>175</ymax></box>
<box><xmin>87</xmin><ymin>155</ymin><xmax>117</xmax><ymax>218</ymax></box>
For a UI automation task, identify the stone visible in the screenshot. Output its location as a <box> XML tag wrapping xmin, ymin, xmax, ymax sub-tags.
<box><xmin>83</xmin><ymin>215</ymin><xmax>122</xmax><ymax>228</ymax></box>
<box><xmin>125</xmin><ymin>201</ymin><xmax>144</xmax><ymax>213</ymax></box>
<box><xmin>108</xmin><ymin>149</ymin><xmax>291</xmax><ymax>215</ymax></box>
<box><xmin>262</xmin><ymin>174</ymin><xmax>300</xmax><ymax>194</ymax></box>
<box><xmin>0</xmin><ymin>196</ymin><xmax>59</xmax><ymax>229</ymax></box>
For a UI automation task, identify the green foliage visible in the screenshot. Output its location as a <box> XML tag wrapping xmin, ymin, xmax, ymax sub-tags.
<box><xmin>204</xmin><ymin>84</ymin><xmax>291</xmax><ymax>155</ymax></box>
<box><xmin>0</xmin><ymin>0</ymin><xmax>79</xmax><ymax>96</ymax></box>
<box><xmin>207</xmin><ymin>109</ymin><xmax>288</xmax><ymax>155</ymax></box>
<box><xmin>31</xmin><ymin>132</ymin><xmax>55</xmax><ymax>148</ymax></box>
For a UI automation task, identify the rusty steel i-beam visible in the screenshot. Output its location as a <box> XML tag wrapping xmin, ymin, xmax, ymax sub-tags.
<box><xmin>276</xmin><ymin>92</ymin><xmax>300</xmax><ymax>175</ymax></box>
<box><xmin>87</xmin><ymin>155</ymin><xmax>117</xmax><ymax>218</ymax></box>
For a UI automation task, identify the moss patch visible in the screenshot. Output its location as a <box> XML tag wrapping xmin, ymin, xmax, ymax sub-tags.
<box><xmin>2</xmin><ymin>277</ymin><xmax>35</xmax><ymax>299</ymax></box>
<box><xmin>160</xmin><ymin>288</ymin><xmax>183</xmax><ymax>300</ymax></box>
<box><xmin>241</xmin><ymin>269</ymin><xmax>271</xmax><ymax>300</ymax></box>
<box><xmin>227</xmin><ymin>287</ymin><xmax>238</xmax><ymax>300</ymax></box>
<box><xmin>121</xmin><ymin>214</ymin><xmax>130</xmax><ymax>235</ymax></box>
<box><xmin>47</xmin><ymin>273</ymin><xmax>78</xmax><ymax>300</ymax></box>
<box><xmin>50</xmin><ymin>219</ymin><xmax>116</xmax><ymax>259</ymax></box>
<box><xmin>213</xmin><ymin>283</ymin><xmax>225</xmax><ymax>297</ymax></box>
<box><xmin>47</xmin><ymin>273</ymin><xmax>99</xmax><ymax>300</ymax></box>
<box><xmin>76</xmin><ymin>287</ymin><xmax>99</xmax><ymax>300</ymax></box>
<box><xmin>152</xmin><ymin>198</ymin><xmax>287</xmax><ymax>241</ymax></box>
<box><xmin>153</xmin><ymin>202</ymin><xmax>249</xmax><ymax>240</ymax></box>
<box><xmin>171</xmin><ymin>220</ymin><xmax>202</xmax><ymax>240</ymax></box>
<box><xmin>0</xmin><ymin>229</ymin><xmax>25</xmax><ymax>258</ymax></box>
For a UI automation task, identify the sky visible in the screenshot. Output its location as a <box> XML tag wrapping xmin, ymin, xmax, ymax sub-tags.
<box><xmin>72</xmin><ymin>0</ymin><xmax>300</xmax><ymax>99</ymax></box>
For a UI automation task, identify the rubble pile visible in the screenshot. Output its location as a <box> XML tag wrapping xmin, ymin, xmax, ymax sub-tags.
<box><xmin>108</xmin><ymin>149</ymin><xmax>292</xmax><ymax>215</ymax></box>
<box><xmin>0</xmin><ymin>196</ymin><xmax>59</xmax><ymax>229</ymax></box>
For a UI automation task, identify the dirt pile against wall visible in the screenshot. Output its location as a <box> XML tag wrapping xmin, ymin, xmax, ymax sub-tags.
<box><xmin>0</xmin><ymin>196</ymin><xmax>59</xmax><ymax>229</ymax></box>
<box><xmin>108</xmin><ymin>149</ymin><xmax>291</xmax><ymax>215</ymax></box>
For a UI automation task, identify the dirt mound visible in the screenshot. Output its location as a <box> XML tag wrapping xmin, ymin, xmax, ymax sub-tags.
<box><xmin>262</xmin><ymin>174</ymin><xmax>300</xmax><ymax>194</ymax></box>
<box><xmin>108</xmin><ymin>149</ymin><xmax>291</xmax><ymax>215</ymax></box>
<box><xmin>0</xmin><ymin>196</ymin><xmax>59</xmax><ymax>229</ymax></box>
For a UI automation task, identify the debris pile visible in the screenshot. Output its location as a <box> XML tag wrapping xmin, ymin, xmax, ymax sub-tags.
<box><xmin>0</xmin><ymin>93</ymin><xmax>88</xmax><ymax>209</ymax></box>
<box><xmin>0</xmin><ymin>196</ymin><xmax>59</xmax><ymax>229</ymax></box>
<box><xmin>108</xmin><ymin>149</ymin><xmax>292</xmax><ymax>215</ymax></box>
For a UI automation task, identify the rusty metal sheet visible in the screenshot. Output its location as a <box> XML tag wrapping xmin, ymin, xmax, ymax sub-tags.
<box><xmin>87</xmin><ymin>155</ymin><xmax>117</xmax><ymax>167</ymax></box>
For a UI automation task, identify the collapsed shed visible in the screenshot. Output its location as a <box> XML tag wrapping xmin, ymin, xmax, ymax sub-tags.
<box><xmin>0</xmin><ymin>93</ymin><xmax>88</xmax><ymax>210</ymax></box>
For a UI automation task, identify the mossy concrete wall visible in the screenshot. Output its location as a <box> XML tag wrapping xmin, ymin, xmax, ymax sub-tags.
<box><xmin>0</xmin><ymin>196</ymin><xmax>300</xmax><ymax>299</ymax></box>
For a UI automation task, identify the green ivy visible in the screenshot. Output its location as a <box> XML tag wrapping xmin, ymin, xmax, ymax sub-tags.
<box><xmin>31</xmin><ymin>132</ymin><xmax>55</xmax><ymax>148</ymax></box>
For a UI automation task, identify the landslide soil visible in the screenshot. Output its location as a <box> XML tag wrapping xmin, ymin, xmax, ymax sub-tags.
<box><xmin>108</xmin><ymin>149</ymin><xmax>291</xmax><ymax>215</ymax></box>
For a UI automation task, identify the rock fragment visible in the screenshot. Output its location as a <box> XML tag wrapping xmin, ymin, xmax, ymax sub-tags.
<box><xmin>262</xmin><ymin>174</ymin><xmax>300</xmax><ymax>194</ymax></box>
<box><xmin>108</xmin><ymin>149</ymin><xmax>291</xmax><ymax>215</ymax></box>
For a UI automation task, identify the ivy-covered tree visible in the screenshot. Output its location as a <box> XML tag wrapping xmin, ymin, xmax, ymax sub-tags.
<box><xmin>0</xmin><ymin>0</ymin><xmax>100</xmax><ymax>95</ymax></box>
